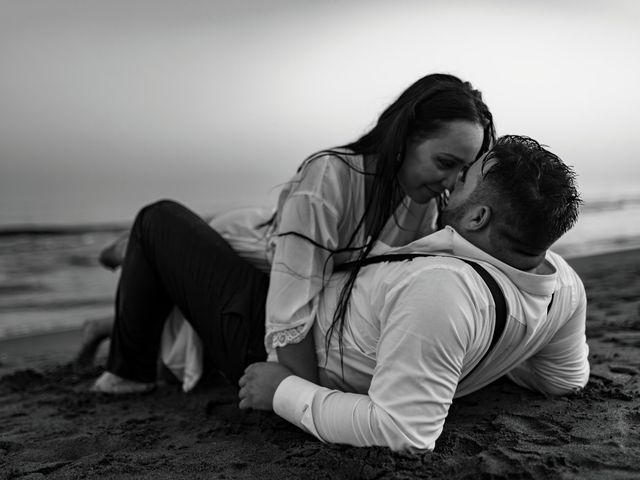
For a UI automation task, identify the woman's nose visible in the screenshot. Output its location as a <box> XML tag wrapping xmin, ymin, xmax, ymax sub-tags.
<box><xmin>442</xmin><ymin>171</ymin><xmax>458</xmax><ymax>191</ymax></box>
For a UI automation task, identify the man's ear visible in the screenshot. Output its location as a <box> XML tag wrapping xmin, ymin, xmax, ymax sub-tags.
<box><xmin>463</xmin><ymin>205</ymin><xmax>491</xmax><ymax>231</ymax></box>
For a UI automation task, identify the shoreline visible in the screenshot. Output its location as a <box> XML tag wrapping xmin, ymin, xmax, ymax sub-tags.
<box><xmin>0</xmin><ymin>223</ymin><xmax>128</xmax><ymax>237</ymax></box>
<box><xmin>562</xmin><ymin>244</ymin><xmax>640</xmax><ymax>266</ymax></box>
<box><xmin>553</xmin><ymin>241</ymin><xmax>640</xmax><ymax>261</ymax></box>
<box><xmin>0</xmin><ymin>327</ymin><xmax>87</xmax><ymax>377</ymax></box>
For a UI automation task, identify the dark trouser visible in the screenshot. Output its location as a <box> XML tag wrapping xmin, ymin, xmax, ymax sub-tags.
<box><xmin>107</xmin><ymin>200</ymin><xmax>269</xmax><ymax>385</ymax></box>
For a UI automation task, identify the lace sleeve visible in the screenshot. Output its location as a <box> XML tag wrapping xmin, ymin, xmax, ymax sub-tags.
<box><xmin>270</xmin><ymin>324</ymin><xmax>309</xmax><ymax>350</ymax></box>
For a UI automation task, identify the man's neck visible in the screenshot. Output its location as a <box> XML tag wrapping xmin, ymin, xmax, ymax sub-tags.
<box><xmin>471</xmin><ymin>231</ymin><xmax>548</xmax><ymax>272</ymax></box>
<box><xmin>530</xmin><ymin>259</ymin><xmax>555</xmax><ymax>275</ymax></box>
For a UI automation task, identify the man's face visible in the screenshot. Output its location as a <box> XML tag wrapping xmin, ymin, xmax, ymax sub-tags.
<box><xmin>438</xmin><ymin>154</ymin><xmax>491</xmax><ymax>230</ymax></box>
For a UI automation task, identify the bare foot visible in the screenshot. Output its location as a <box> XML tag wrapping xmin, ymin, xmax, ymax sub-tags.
<box><xmin>99</xmin><ymin>231</ymin><xmax>130</xmax><ymax>270</ymax></box>
<box><xmin>91</xmin><ymin>371</ymin><xmax>155</xmax><ymax>394</ymax></box>
<box><xmin>73</xmin><ymin>315</ymin><xmax>114</xmax><ymax>367</ymax></box>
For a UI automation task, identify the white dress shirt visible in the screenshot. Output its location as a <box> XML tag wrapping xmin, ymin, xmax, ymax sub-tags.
<box><xmin>273</xmin><ymin>227</ymin><xmax>589</xmax><ymax>451</ymax></box>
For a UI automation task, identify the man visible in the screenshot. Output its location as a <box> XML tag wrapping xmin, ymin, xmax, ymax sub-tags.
<box><xmin>238</xmin><ymin>135</ymin><xmax>589</xmax><ymax>451</ymax></box>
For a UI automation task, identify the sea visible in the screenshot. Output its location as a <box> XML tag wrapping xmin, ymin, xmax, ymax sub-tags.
<box><xmin>1</xmin><ymin>186</ymin><xmax>639</xmax><ymax>341</ymax></box>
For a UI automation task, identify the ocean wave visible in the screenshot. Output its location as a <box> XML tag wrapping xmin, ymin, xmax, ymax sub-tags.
<box><xmin>0</xmin><ymin>223</ymin><xmax>127</xmax><ymax>237</ymax></box>
<box><xmin>0</xmin><ymin>296</ymin><xmax>113</xmax><ymax>312</ymax></box>
<box><xmin>0</xmin><ymin>231</ymin><xmax>119</xmax><ymax>265</ymax></box>
<box><xmin>0</xmin><ymin>283</ymin><xmax>48</xmax><ymax>295</ymax></box>
<box><xmin>581</xmin><ymin>194</ymin><xmax>640</xmax><ymax>213</ymax></box>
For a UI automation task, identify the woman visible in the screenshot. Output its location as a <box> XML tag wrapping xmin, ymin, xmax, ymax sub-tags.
<box><xmin>90</xmin><ymin>73</ymin><xmax>495</xmax><ymax>394</ymax></box>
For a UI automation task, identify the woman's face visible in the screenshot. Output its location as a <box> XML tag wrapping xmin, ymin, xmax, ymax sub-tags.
<box><xmin>397</xmin><ymin>120</ymin><xmax>485</xmax><ymax>204</ymax></box>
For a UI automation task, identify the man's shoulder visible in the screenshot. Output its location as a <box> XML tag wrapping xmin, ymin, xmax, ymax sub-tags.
<box><xmin>376</xmin><ymin>254</ymin><xmax>485</xmax><ymax>276</ymax></box>
<box><xmin>370</xmin><ymin>257</ymin><xmax>489</xmax><ymax>333</ymax></box>
<box><xmin>372</xmin><ymin>255</ymin><xmax>493</xmax><ymax>302</ymax></box>
<box><xmin>408</xmin><ymin>254</ymin><xmax>499</xmax><ymax>282</ymax></box>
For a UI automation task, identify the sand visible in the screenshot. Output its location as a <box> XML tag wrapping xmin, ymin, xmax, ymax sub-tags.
<box><xmin>1</xmin><ymin>249</ymin><xmax>639</xmax><ymax>479</ymax></box>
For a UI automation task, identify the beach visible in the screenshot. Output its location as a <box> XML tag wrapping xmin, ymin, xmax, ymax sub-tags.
<box><xmin>1</xmin><ymin>248</ymin><xmax>639</xmax><ymax>479</ymax></box>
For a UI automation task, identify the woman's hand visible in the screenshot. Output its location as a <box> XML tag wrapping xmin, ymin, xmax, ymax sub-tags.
<box><xmin>238</xmin><ymin>362</ymin><xmax>293</xmax><ymax>411</ymax></box>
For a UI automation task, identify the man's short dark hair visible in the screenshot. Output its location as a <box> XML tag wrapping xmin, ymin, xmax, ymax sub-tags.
<box><xmin>472</xmin><ymin>135</ymin><xmax>582</xmax><ymax>252</ymax></box>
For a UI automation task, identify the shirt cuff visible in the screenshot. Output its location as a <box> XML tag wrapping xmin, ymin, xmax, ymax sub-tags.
<box><xmin>272</xmin><ymin>375</ymin><xmax>325</xmax><ymax>441</ymax></box>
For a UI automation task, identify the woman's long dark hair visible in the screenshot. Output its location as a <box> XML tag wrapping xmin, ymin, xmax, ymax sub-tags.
<box><xmin>280</xmin><ymin>74</ymin><xmax>496</xmax><ymax>367</ymax></box>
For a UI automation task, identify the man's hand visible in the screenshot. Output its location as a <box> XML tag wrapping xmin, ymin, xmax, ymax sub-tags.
<box><xmin>238</xmin><ymin>362</ymin><xmax>293</xmax><ymax>411</ymax></box>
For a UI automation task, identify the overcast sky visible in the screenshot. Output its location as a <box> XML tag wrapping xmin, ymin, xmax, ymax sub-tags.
<box><xmin>1</xmin><ymin>0</ymin><xmax>639</xmax><ymax>224</ymax></box>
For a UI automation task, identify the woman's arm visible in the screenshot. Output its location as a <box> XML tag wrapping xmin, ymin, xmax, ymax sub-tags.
<box><xmin>265</xmin><ymin>154</ymin><xmax>354</xmax><ymax>383</ymax></box>
<box><xmin>276</xmin><ymin>330</ymin><xmax>318</xmax><ymax>383</ymax></box>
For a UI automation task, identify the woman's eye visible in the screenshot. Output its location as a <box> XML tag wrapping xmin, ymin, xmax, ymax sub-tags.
<box><xmin>458</xmin><ymin>165</ymin><xmax>470</xmax><ymax>182</ymax></box>
<box><xmin>437</xmin><ymin>159</ymin><xmax>455</xmax><ymax>169</ymax></box>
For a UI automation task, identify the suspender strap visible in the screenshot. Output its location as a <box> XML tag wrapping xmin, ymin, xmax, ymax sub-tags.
<box><xmin>458</xmin><ymin>258</ymin><xmax>507</xmax><ymax>381</ymax></box>
<box><xmin>335</xmin><ymin>253</ymin><xmax>507</xmax><ymax>381</ymax></box>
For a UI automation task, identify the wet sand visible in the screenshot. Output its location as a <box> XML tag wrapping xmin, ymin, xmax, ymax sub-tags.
<box><xmin>1</xmin><ymin>249</ymin><xmax>639</xmax><ymax>479</ymax></box>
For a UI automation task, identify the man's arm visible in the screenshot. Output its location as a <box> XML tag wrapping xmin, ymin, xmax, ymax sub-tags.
<box><xmin>507</xmin><ymin>280</ymin><xmax>589</xmax><ymax>395</ymax></box>
<box><xmin>271</xmin><ymin>269</ymin><xmax>480</xmax><ymax>451</ymax></box>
